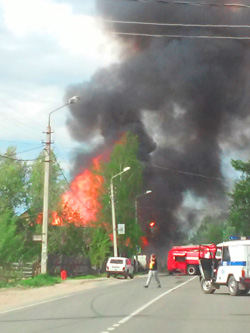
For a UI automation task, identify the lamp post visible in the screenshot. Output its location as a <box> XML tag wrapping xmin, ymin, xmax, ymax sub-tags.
<box><xmin>41</xmin><ymin>96</ymin><xmax>80</xmax><ymax>274</ymax></box>
<box><xmin>134</xmin><ymin>190</ymin><xmax>152</xmax><ymax>272</ymax></box>
<box><xmin>135</xmin><ymin>190</ymin><xmax>152</xmax><ymax>224</ymax></box>
<box><xmin>110</xmin><ymin>167</ymin><xmax>131</xmax><ymax>257</ymax></box>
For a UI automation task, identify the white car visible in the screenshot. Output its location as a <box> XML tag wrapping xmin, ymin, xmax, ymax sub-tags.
<box><xmin>106</xmin><ymin>257</ymin><xmax>134</xmax><ymax>279</ymax></box>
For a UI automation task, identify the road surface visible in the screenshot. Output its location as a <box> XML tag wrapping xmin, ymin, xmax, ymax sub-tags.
<box><xmin>0</xmin><ymin>274</ymin><xmax>250</xmax><ymax>332</ymax></box>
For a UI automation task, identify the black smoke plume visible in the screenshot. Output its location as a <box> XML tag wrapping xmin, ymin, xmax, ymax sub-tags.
<box><xmin>66</xmin><ymin>0</ymin><xmax>250</xmax><ymax>246</ymax></box>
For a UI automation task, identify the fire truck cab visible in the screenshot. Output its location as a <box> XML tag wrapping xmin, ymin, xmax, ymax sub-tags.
<box><xmin>167</xmin><ymin>245</ymin><xmax>214</xmax><ymax>276</ymax></box>
<box><xmin>199</xmin><ymin>238</ymin><xmax>250</xmax><ymax>296</ymax></box>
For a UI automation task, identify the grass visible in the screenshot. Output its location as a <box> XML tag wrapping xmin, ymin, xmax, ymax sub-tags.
<box><xmin>70</xmin><ymin>273</ymin><xmax>106</xmax><ymax>280</ymax></box>
<box><xmin>0</xmin><ymin>273</ymin><xmax>107</xmax><ymax>289</ymax></box>
<box><xmin>18</xmin><ymin>274</ymin><xmax>61</xmax><ymax>288</ymax></box>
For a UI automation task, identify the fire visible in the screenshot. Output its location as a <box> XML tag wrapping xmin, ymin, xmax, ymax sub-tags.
<box><xmin>52</xmin><ymin>156</ymin><xmax>104</xmax><ymax>226</ymax></box>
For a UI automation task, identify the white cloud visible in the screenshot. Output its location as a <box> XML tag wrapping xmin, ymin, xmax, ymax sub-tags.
<box><xmin>0</xmin><ymin>0</ymin><xmax>120</xmax><ymax>177</ymax></box>
<box><xmin>0</xmin><ymin>0</ymin><xmax>119</xmax><ymax>64</ymax></box>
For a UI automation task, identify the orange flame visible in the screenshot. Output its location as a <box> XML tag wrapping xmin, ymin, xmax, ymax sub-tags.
<box><xmin>59</xmin><ymin>157</ymin><xmax>104</xmax><ymax>226</ymax></box>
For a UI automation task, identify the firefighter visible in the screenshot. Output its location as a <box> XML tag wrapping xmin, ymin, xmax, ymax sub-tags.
<box><xmin>144</xmin><ymin>253</ymin><xmax>161</xmax><ymax>288</ymax></box>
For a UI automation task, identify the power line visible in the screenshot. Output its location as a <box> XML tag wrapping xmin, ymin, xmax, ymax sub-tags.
<box><xmin>143</xmin><ymin>205</ymin><xmax>229</xmax><ymax>212</ymax></box>
<box><xmin>0</xmin><ymin>154</ymin><xmax>42</xmax><ymax>162</ymax></box>
<box><xmin>16</xmin><ymin>146</ymin><xmax>44</xmax><ymax>155</ymax></box>
<box><xmin>109</xmin><ymin>31</ymin><xmax>250</xmax><ymax>39</ymax></box>
<box><xmin>114</xmin><ymin>0</ymin><xmax>250</xmax><ymax>9</ymax></box>
<box><xmin>105</xmin><ymin>20</ymin><xmax>250</xmax><ymax>29</ymax></box>
<box><xmin>152</xmin><ymin>164</ymin><xmax>234</xmax><ymax>181</ymax></box>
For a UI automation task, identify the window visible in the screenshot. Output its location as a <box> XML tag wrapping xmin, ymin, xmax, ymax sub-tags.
<box><xmin>175</xmin><ymin>256</ymin><xmax>186</xmax><ymax>262</ymax></box>
<box><xmin>110</xmin><ymin>259</ymin><xmax>124</xmax><ymax>264</ymax></box>
<box><xmin>222</xmin><ymin>246</ymin><xmax>230</xmax><ymax>261</ymax></box>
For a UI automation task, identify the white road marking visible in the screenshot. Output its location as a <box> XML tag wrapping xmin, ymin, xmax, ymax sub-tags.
<box><xmin>119</xmin><ymin>276</ymin><xmax>196</xmax><ymax>324</ymax></box>
<box><xmin>0</xmin><ymin>294</ymin><xmax>73</xmax><ymax>315</ymax></box>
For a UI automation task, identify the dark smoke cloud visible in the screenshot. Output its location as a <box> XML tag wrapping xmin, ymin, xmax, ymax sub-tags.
<box><xmin>66</xmin><ymin>0</ymin><xmax>250</xmax><ymax>245</ymax></box>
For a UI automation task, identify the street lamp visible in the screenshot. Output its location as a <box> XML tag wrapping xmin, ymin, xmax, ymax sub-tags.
<box><xmin>110</xmin><ymin>167</ymin><xmax>131</xmax><ymax>257</ymax></box>
<box><xmin>134</xmin><ymin>190</ymin><xmax>152</xmax><ymax>272</ymax></box>
<box><xmin>135</xmin><ymin>190</ymin><xmax>152</xmax><ymax>224</ymax></box>
<box><xmin>41</xmin><ymin>96</ymin><xmax>80</xmax><ymax>274</ymax></box>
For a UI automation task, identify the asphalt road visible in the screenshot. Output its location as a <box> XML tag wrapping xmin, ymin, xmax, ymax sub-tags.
<box><xmin>0</xmin><ymin>274</ymin><xmax>250</xmax><ymax>333</ymax></box>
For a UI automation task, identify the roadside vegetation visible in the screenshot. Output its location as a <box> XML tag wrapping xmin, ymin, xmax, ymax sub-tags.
<box><xmin>1</xmin><ymin>132</ymin><xmax>250</xmax><ymax>285</ymax></box>
<box><xmin>0</xmin><ymin>133</ymin><xmax>144</xmax><ymax>285</ymax></box>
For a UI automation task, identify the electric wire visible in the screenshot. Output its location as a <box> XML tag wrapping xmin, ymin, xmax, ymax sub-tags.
<box><xmin>109</xmin><ymin>31</ymin><xmax>250</xmax><ymax>39</ymax></box>
<box><xmin>105</xmin><ymin>20</ymin><xmax>250</xmax><ymax>29</ymax></box>
<box><xmin>151</xmin><ymin>164</ymin><xmax>235</xmax><ymax>181</ymax></box>
<box><xmin>113</xmin><ymin>0</ymin><xmax>250</xmax><ymax>9</ymax></box>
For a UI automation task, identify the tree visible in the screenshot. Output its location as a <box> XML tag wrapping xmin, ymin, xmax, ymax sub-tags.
<box><xmin>0</xmin><ymin>147</ymin><xmax>28</xmax><ymax>213</ymax></box>
<box><xmin>228</xmin><ymin>159</ymin><xmax>250</xmax><ymax>236</ymax></box>
<box><xmin>99</xmin><ymin>132</ymin><xmax>144</xmax><ymax>257</ymax></box>
<box><xmin>23</xmin><ymin>150</ymin><xmax>68</xmax><ymax>260</ymax></box>
<box><xmin>48</xmin><ymin>223</ymin><xmax>88</xmax><ymax>256</ymax></box>
<box><xmin>88</xmin><ymin>227</ymin><xmax>111</xmax><ymax>272</ymax></box>
<box><xmin>0</xmin><ymin>210</ymin><xmax>24</xmax><ymax>267</ymax></box>
<box><xmin>27</xmin><ymin>150</ymin><xmax>67</xmax><ymax>221</ymax></box>
<box><xmin>191</xmin><ymin>215</ymin><xmax>230</xmax><ymax>244</ymax></box>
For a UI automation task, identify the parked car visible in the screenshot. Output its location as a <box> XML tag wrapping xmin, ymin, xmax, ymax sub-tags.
<box><xmin>106</xmin><ymin>257</ymin><xmax>134</xmax><ymax>279</ymax></box>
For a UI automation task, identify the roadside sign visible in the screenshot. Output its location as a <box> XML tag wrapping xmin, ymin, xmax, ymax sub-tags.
<box><xmin>118</xmin><ymin>224</ymin><xmax>125</xmax><ymax>234</ymax></box>
<box><xmin>33</xmin><ymin>234</ymin><xmax>42</xmax><ymax>241</ymax></box>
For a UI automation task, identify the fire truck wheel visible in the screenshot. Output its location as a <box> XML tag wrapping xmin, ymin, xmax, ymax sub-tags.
<box><xmin>201</xmin><ymin>278</ymin><xmax>216</xmax><ymax>294</ymax></box>
<box><xmin>228</xmin><ymin>276</ymin><xmax>240</xmax><ymax>296</ymax></box>
<box><xmin>187</xmin><ymin>265</ymin><xmax>197</xmax><ymax>275</ymax></box>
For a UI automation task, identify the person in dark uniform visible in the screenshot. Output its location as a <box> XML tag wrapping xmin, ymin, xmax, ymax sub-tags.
<box><xmin>144</xmin><ymin>253</ymin><xmax>161</xmax><ymax>288</ymax></box>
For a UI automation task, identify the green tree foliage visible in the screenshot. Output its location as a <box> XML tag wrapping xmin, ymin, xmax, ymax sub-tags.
<box><xmin>191</xmin><ymin>215</ymin><xmax>231</xmax><ymax>244</ymax></box>
<box><xmin>48</xmin><ymin>223</ymin><xmax>88</xmax><ymax>256</ymax></box>
<box><xmin>0</xmin><ymin>147</ymin><xmax>28</xmax><ymax>213</ymax></box>
<box><xmin>0</xmin><ymin>210</ymin><xmax>24</xmax><ymax>267</ymax></box>
<box><xmin>99</xmin><ymin>132</ymin><xmax>143</xmax><ymax>257</ymax></box>
<box><xmin>27</xmin><ymin>150</ymin><xmax>67</xmax><ymax>221</ymax></box>
<box><xmin>88</xmin><ymin>227</ymin><xmax>111</xmax><ymax>272</ymax></box>
<box><xmin>229</xmin><ymin>159</ymin><xmax>250</xmax><ymax>236</ymax></box>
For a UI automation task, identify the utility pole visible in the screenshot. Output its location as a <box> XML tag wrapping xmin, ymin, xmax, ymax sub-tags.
<box><xmin>41</xmin><ymin>96</ymin><xmax>80</xmax><ymax>274</ymax></box>
<box><xmin>110</xmin><ymin>167</ymin><xmax>131</xmax><ymax>257</ymax></box>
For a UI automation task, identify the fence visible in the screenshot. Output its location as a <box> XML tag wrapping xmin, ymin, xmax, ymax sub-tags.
<box><xmin>48</xmin><ymin>254</ymin><xmax>93</xmax><ymax>277</ymax></box>
<box><xmin>0</xmin><ymin>262</ymin><xmax>41</xmax><ymax>284</ymax></box>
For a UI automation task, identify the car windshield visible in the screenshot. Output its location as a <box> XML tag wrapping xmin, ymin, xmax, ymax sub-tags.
<box><xmin>110</xmin><ymin>259</ymin><xmax>124</xmax><ymax>264</ymax></box>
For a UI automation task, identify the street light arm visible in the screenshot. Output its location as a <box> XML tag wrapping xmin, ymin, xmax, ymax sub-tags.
<box><xmin>48</xmin><ymin>103</ymin><xmax>69</xmax><ymax>127</ymax></box>
<box><xmin>111</xmin><ymin>167</ymin><xmax>130</xmax><ymax>182</ymax></box>
<box><xmin>48</xmin><ymin>96</ymin><xmax>80</xmax><ymax>126</ymax></box>
<box><xmin>135</xmin><ymin>190</ymin><xmax>152</xmax><ymax>200</ymax></box>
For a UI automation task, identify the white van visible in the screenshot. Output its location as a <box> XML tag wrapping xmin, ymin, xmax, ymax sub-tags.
<box><xmin>106</xmin><ymin>257</ymin><xmax>134</xmax><ymax>279</ymax></box>
<box><xmin>199</xmin><ymin>238</ymin><xmax>250</xmax><ymax>296</ymax></box>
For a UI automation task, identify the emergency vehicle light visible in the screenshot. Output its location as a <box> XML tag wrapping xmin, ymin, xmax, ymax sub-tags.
<box><xmin>229</xmin><ymin>236</ymin><xmax>250</xmax><ymax>240</ymax></box>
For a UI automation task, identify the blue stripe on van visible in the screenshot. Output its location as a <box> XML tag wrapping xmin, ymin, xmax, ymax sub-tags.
<box><xmin>222</xmin><ymin>261</ymin><xmax>246</xmax><ymax>266</ymax></box>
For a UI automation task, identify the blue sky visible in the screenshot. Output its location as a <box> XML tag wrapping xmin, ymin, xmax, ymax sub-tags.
<box><xmin>0</xmin><ymin>0</ymin><xmax>120</xmax><ymax>178</ymax></box>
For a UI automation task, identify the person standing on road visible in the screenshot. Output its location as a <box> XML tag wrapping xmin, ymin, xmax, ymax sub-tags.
<box><xmin>144</xmin><ymin>253</ymin><xmax>161</xmax><ymax>288</ymax></box>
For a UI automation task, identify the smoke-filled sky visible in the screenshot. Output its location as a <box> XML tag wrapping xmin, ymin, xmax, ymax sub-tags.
<box><xmin>66</xmin><ymin>0</ymin><xmax>250</xmax><ymax>244</ymax></box>
<box><xmin>1</xmin><ymin>0</ymin><xmax>250</xmax><ymax>243</ymax></box>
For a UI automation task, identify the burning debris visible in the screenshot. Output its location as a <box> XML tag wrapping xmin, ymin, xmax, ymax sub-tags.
<box><xmin>64</xmin><ymin>0</ymin><xmax>250</xmax><ymax>245</ymax></box>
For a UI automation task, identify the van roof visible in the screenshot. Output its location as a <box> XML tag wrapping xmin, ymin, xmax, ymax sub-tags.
<box><xmin>217</xmin><ymin>240</ymin><xmax>250</xmax><ymax>247</ymax></box>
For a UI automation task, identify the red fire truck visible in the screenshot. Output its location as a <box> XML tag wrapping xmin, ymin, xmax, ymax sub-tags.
<box><xmin>167</xmin><ymin>244</ymin><xmax>216</xmax><ymax>275</ymax></box>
